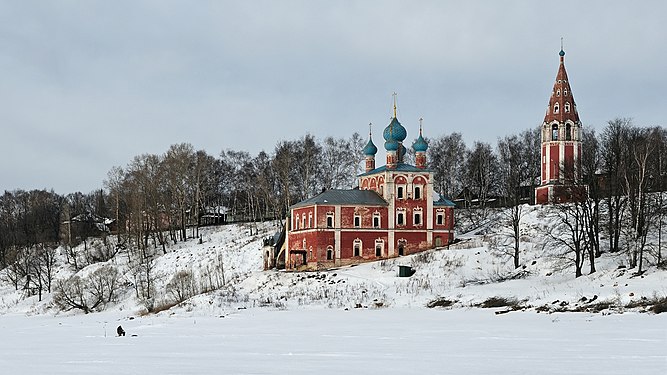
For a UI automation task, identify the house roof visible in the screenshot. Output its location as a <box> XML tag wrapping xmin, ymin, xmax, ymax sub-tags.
<box><xmin>290</xmin><ymin>189</ymin><xmax>388</xmax><ymax>209</ymax></box>
<box><xmin>358</xmin><ymin>163</ymin><xmax>431</xmax><ymax>177</ymax></box>
<box><xmin>433</xmin><ymin>197</ymin><xmax>456</xmax><ymax>207</ymax></box>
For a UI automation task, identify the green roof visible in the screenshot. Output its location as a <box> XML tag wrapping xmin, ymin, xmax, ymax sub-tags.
<box><xmin>434</xmin><ymin>197</ymin><xmax>456</xmax><ymax>207</ymax></box>
<box><xmin>290</xmin><ymin>189</ymin><xmax>388</xmax><ymax>209</ymax></box>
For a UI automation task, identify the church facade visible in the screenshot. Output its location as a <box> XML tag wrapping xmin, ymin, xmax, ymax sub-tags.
<box><xmin>285</xmin><ymin>102</ymin><xmax>455</xmax><ymax>271</ymax></box>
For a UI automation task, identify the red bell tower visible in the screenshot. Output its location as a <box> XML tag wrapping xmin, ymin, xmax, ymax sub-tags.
<box><xmin>535</xmin><ymin>45</ymin><xmax>585</xmax><ymax>204</ymax></box>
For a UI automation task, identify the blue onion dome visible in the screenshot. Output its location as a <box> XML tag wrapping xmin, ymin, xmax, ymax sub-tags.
<box><xmin>559</xmin><ymin>49</ymin><xmax>565</xmax><ymax>57</ymax></box>
<box><xmin>412</xmin><ymin>133</ymin><xmax>428</xmax><ymax>152</ymax></box>
<box><xmin>363</xmin><ymin>138</ymin><xmax>378</xmax><ymax>156</ymax></box>
<box><xmin>384</xmin><ymin>138</ymin><xmax>399</xmax><ymax>151</ymax></box>
<box><xmin>383</xmin><ymin>117</ymin><xmax>407</xmax><ymax>142</ymax></box>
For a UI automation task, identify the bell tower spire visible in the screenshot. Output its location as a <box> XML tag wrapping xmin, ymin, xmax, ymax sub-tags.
<box><xmin>535</xmin><ymin>44</ymin><xmax>586</xmax><ymax>204</ymax></box>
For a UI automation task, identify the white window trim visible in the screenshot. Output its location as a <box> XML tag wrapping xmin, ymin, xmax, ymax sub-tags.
<box><xmin>326</xmin><ymin>212</ymin><xmax>334</xmax><ymax>228</ymax></box>
<box><xmin>353</xmin><ymin>239</ymin><xmax>362</xmax><ymax>257</ymax></box>
<box><xmin>414</xmin><ymin>185</ymin><xmax>422</xmax><ymax>200</ymax></box>
<box><xmin>396</xmin><ymin>209</ymin><xmax>406</xmax><ymax>226</ymax></box>
<box><xmin>397</xmin><ymin>185</ymin><xmax>406</xmax><ymax>199</ymax></box>
<box><xmin>375</xmin><ymin>239</ymin><xmax>384</xmax><ymax>257</ymax></box>
<box><xmin>413</xmin><ymin>208</ymin><xmax>423</xmax><ymax>226</ymax></box>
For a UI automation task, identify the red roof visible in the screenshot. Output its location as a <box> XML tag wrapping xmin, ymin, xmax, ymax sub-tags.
<box><xmin>543</xmin><ymin>51</ymin><xmax>580</xmax><ymax>124</ymax></box>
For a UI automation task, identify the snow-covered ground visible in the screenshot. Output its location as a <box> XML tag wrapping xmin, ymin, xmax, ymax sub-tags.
<box><xmin>1</xmin><ymin>308</ymin><xmax>664</xmax><ymax>374</ymax></box>
<box><xmin>1</xmin><ymin>205</ymin><xmax>667</xmax><ymax>373</ymax></box>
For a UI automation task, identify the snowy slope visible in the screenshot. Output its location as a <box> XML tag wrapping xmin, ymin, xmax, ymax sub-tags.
<box><xmin>0</xmin><ymin>204</ymin><xmax>666</xmax><ymax>317</ymax></box>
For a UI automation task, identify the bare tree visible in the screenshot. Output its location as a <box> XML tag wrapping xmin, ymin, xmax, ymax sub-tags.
<box><xmin>428</xmin><ymin>132</ymin><xmax>466</xmax><ymax>199</ymax></box>
<box><xmin>600</xmin><ymin>118</ymin><xmax>631</xmax><ymax>253</ymax></box>
<box><xmin>166</xmin><ymin>270</ymin><xmax>197</xmax><ymax>304</ymax></box>
<box><xmin>493</xmin><ymin>134</ymin><xmax>529</xmax><ymax>268</ymax></box>
<box><xmin>546</xmin><ymin>188</ymin><xmax>591</xmax><ymax>278</ymax></box>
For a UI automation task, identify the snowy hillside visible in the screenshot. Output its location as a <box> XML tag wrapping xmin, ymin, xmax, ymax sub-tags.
<box><xmin>1</xmin><ymin>204</ymin><xmax>665</xmax><ymax>317</ymax></box>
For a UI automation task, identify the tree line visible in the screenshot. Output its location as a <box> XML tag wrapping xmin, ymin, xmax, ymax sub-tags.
<box><xmin>1</xmin><ymin>117</ymin><xmax>666</xmax><ymax>292</ymax></box>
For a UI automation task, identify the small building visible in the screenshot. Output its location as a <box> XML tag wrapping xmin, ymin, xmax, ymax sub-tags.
<box><xmin>285</xmin><ymin>99</ymin><xmax>455</xmax><ymax>271</ymax></box>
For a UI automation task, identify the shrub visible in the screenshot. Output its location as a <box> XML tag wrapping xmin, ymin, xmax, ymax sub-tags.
<box><xmin>650</xmin><ymin>299</ymin><xmax>667</xmax><ymax>314</ymax></box>
<box><xmin>166</xmin><ymin>270</ymin><xmax>198</xmax><ymax>304</ymax></box>
<box><xmin>427</xmin><ymin>298</ymin><xmax>456</xmax><ymax>308</ymax></box>
<box><xmin>479</xmin><ymin>296</ymin><xmax>519</xmax><ymax>308</ymax></box>
<box><xmin>54</xmin><ymin>265</ymin><xmax>123</xmax><ymax>313</ymax></box>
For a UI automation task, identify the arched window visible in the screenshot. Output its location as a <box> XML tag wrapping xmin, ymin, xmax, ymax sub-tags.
<box><xmin>308</xmin><ymin>213</ymin><xmax>312</xmax><ymax>228</ymax></box>
<box><xmin>373</xmin><ymin>212</ymin><xmax>381</xmax><ymax>228</ymax></box>
<box><xmin>564</xmin><ymin>88</ymin><xmax>568</xmax><ymax>96</ymax></box>
<box><xmin>552</xmin><ymin>124</ymin><xmax>559</xmax><ymax>141</ymax></box>
<box><xmin>556</xmin><ymin>89</ymin><xmax>561</xmax><ymax>96</ymax></box>
<box><xmin>436</xmin><ymin>210</ymin><xmax>445</xmax><ymax>225</ymax></box>
<box><xmin>566</xmin><ymin>123</ymin><xmax>572</xmax><ymax>141</ymax></box>
<box><xmin>353</xmin><ymin>239</ymin><xmax>362</xmax><ymax>257</ymax></box>
<box><xmin>554</xmin><ymin>103</ymin><xmax>560</xmax><ymax>114</ymax></box>
<box><xmin>397</xmin><ymin>210</ymin><xmax>405</xmax><ymax>226</ymax></box>
<box><xmin>326</xmin><ymin>246</ymin><xmax>333</xmax><ymax>260</ymax></box>
<box><xmin>375</xmin><ymin>239</ymin><xmax>384</xmax><ymax>257</ymax></box>
<box><xmin>354</xmin><ymin>214</ymin><xmax>361</xmax><ymax>228</ymax></box>
<box><xmin>295</xmin><ymin>214</ymin><xmax>300</xmax><ymax>230</ymax></box>
<box><xmin>414</xmin><ymin>186</ymin><xmax>422</xmax><ymax>200</ymax></box>
<box><xmin>413</xmin><ymin>208</ymin><xmax>423</xmax><ymax>226</ymax></box>
<box><xmin>564</xmin><ymin>102</ymin><xmax>570</xmax><ymax>113</ymax></box>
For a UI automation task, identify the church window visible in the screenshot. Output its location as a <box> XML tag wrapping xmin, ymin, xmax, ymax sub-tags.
<box><xmin>564</xmin><ymin>88</ymin><xmax>568</xmax><ymax>96</ymax></box>
<box><xmin>301</xmin><ymin>215</ymin><xmax>305</xmax><ymax>229</ymax></box>
<box><xmin>326</xmin><ymin>213</ymin><xmax>334</xmax><ymax>228</ymax></box>
<box><xmin>375</xmin><ymin>239</ymin><xmax>384</xmax><ymax>257</ymax></box>
<box><xmin>566</xmin><ymin>124</ymin><xmax>572</xmax><ymax>141</ymax></box>
<box><xmin>353</xmin><ymin>239</ymin><xmax>362</xmax><ymax>257</ymax></box>
<box><xmin>556</xmin><ymin>89</ymin><xmax>561</xmax><ymax>96</ymax></box>
<box><xmin>397</xmin><ymin>186</ymin><xmax>404</xmax><ymax>199</ymax></box>
<box><xmin>308</xmin><ymin>213</ymin><xmax>312</xmax><ymax>228</ymax></box>
<box><xmin>326</xmin><ymin>246</ymin><xmax>333</xmax><ymax>260</ymax></box>
<box><xmin>564</xmin><ymin>102</ymin><xmax>570</xmax><ymax>113</ymax></box>
<box><xmin>354</xmin><ymin>214</ymin><xmax>361</xmax><ymax>228</ymax></box>
<box><xmin>414</xmin><ymin>186</ymin><xmax>422</xmax><ymax>200</ymax></box>
<box><xmin>554</xmin><ymin>103</ymin><xmax>559</xmax><ymax>114</ymax></box>
<box><xmin>397</xmin><ymin>211</ymin><xmax>405</xmax><ymax>226</ymax></box>
<box><xmin>309</xmin><ymin>247</ymin><xmax>313</xmax><ymax>260</ymax></box>
<box><xmin>302</xmin><ymin>239</ymin><xmax>306</xmax><ymax>249</ymax></box>
<box><xmin>373</xmin><ymin>213</ymin><xmax>381</xmax><ymax>228</ymax></box>
<box><xmin>552</xmin><ymin>124</ymin><xmax>559</xmax><ymax>141</ymax></box>
<box><xmin>414</xmin><ymin>212</ymin><xmax>422</xmax><ymax>226</ymax></box>
<box><xmin>436</xmin><ymin>211</ymin><xmax>444</xmax><ymax>225</ymax></box>
<box><xmin>295</xmin><ymin>214</ymin><xmax>299</xmax><ymax>230</ymax></box>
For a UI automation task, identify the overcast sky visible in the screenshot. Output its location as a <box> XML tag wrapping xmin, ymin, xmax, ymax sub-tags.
<box><xmin>1</xmin><ymin>1</ymin><xmax>665</xmax><ymax>194</ymax></box>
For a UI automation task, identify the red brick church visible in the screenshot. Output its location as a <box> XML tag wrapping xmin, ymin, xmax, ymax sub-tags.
<box><xmin>285</xmin><ymin>99</ymin><xmax>455</xmax><ymax>271</ymax></box>
<box><xmin>536</xmin><ymin>46</ymin><xmax>586</xmax><ymax>204</ymax></box>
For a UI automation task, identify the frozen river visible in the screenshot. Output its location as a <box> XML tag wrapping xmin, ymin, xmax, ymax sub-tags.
<box><xmin>1</xmin><ymin>308</ymin><xmax>665</xmax><ymax>374</ymax></box>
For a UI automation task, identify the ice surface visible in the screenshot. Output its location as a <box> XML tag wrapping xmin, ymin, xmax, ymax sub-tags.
<box><xmin>1</xmin><ymin>309</ymin><xmax>665</xmax><ymax>375</ymax></box>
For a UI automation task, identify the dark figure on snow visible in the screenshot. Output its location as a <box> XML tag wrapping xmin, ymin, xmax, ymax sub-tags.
<box><xmin>117</xmin><ymin>325</ymin><xmax>125</xmax><ymax>337</ymax></box>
